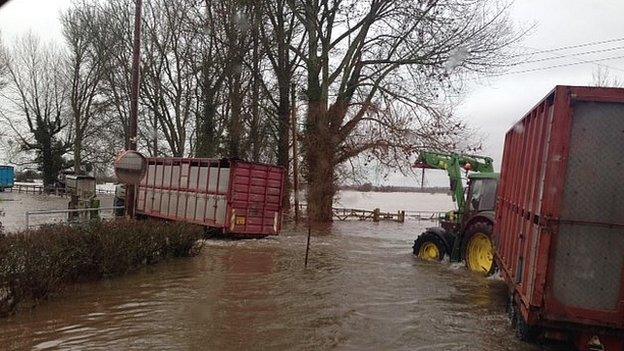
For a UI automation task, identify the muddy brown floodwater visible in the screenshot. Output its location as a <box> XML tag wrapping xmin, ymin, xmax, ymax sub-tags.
<box><xmin>0</xmin><ymin>219</ymin><xmax>539</xmax><ymax>351</ymax></box>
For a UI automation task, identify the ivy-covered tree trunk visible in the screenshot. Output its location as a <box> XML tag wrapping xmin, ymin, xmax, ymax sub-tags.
<box><xmin>34</xmin><ymin>133</ymin><xmax>66</xmax><ymax>189</ymax></box>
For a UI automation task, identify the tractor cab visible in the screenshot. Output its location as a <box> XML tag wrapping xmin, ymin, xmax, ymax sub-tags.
<box><xmin>438</xmin><ymin>172</ymin><xmax>499</xmax><ymax>231</ymax></box>
<box><xmin>465</xmin><ymin>172</ymin><xmax>498</xmax><ymax>215</ymax></box>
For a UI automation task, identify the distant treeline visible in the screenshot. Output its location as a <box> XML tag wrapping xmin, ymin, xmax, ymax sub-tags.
<box><xmin>340</xmin><ymin>184</ymin><xmax>450</xmax><ymax>194</ymax></box>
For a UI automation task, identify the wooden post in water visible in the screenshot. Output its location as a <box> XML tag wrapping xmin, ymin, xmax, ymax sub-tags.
<box><xmin>373</xmin><ymin>208</ymin><xmax>380</xmax><ymax>222</ymax></box>
<box><xmin>397</xmin><ymin>210</ymin><xmax>405</xmax><ymax>223</ymax></box>
<box><xmin>304</xmin><ymin>224</ymin><xmax>311</xmax><ymax>268</ymax></box>
<box><xmin>291</xmin><ymin>83</ymin><xmax>300</xmax><ymax>224</ymax></box>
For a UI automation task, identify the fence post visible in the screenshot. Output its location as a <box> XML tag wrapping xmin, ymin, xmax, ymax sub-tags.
<box><xmin>397</xmin><ymin>210</ymin><xmax>405</xmax><ymax>223</ymax></box>
<box><xmin>373</xmin><ymin>208</ymin><xmax>380</xmax><ymax>222</ymax></box>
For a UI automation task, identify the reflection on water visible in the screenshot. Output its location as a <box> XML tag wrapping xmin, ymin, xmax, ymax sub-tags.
<box><xmin>0</xmin><ymin>220</ymin><xmax>537</xmax><ymax>350</ymax></box>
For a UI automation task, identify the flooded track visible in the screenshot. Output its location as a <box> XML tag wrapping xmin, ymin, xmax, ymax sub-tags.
<box><xmin>0</xmin><ymin>219</ymin><xmax>538</xmax><ymax>350</ymax></box>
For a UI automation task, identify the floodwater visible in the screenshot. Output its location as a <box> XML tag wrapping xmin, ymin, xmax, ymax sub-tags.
<box><xmin>335</xmin><ymin>190</ymin><xmax>455</xmax><ymax>212</ymax></box>
<box><xmin>0</xmin><ymin>191</ymin><xmax>537</xmax><ymax>350</ymax></box>
<box><xmin>0</xmin><ymin>192</ymin><xmax>114</xmax><ymax>231</ymax></box>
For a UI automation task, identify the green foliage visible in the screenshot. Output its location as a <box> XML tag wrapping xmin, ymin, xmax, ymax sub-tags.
<box><xmin>0</xmin><ymin>220</ymin><xmax>203</xmax><ymax>317</ymax></box>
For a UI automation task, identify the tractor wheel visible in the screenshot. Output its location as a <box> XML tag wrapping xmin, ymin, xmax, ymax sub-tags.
<box><xmin>413</xmin><ymin>232</ymin><xmax>446</xmax><ymax>262</ymax></box>
<box><xmin>462</xmin><ymin>221</ymin><xmax>496</xmax><ymax>275</ymax></box>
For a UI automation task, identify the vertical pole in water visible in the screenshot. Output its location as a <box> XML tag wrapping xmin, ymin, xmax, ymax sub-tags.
<box><xmin>291</xmin><ymin>83</ymin><xmax>300</xmax><ymax>224</ymax></box>
<box><xmin>304</xmin><ymin>222</ymin><xmax>311</xmax><ymax>268</ymax></box>
<box><xmin>125</xmin><ymin>0</ymin><xmax>143</xmax><ymax>219</ymax></box>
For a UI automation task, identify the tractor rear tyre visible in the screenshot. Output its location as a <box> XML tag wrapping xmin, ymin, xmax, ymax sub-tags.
<box><xmin>413</xmin><ymin>232</ymin><xmax>446</xmax><ymax>262</ymax></box>
<box><xmin>462</xmin><ymin>221</ymin><xmax>496</xmax><ymax>275</ymax></box>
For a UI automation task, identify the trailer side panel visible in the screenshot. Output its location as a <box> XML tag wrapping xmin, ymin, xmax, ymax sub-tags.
<box><xmin>495</xmin><ymin>86</ymin><xmax>624</xmax><ymax>344</ymax></box>
<box><xmin>136</xmin><ymin>158</ymin><xmax>284</xmax><ymax>237</ymax></box>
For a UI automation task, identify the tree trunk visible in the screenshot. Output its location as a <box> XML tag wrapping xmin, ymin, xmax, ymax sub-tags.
<box><xmin>152</xmin><ymin>115</ymin><xmax>158</xmax><ymax>156</ymax></box>
<box><xmin>305</xmin><ymin>137</ymin><xmax>335</xmax><ymax>222</ymax></box>
<box><xmin>277</xmin><ymin>83</ymin><xmax>291</xmax><ymax>210</ymax></box>
<box><xmin>228</xmin><ymin>74</ymin><xmax>243</xmax><ymax>159</ymax></box>
<box><xmin>249</xmin><ymin>9</ymin><xmax>262</xmax><ymax>161</ymax></box>
<box><xmin>74</xmin><ymin>129</ymin><xmax>82</xmax><ymax>174</ymax></box>
<box><xmin>40</xmin><ymin>138</ymin><xmax>56</xmax><ymax>189</ymax></box>
<box><xmin>304</xmin><ymin>101</ymin><xmax>335</xmax><ymax>222</ymax></box>
<box><xmin>195</xmin><ymin>59</ymin><xmax>218</xmax><ymax>158</ymax></box>
<box><xmin>303</xmin><ymin>11</ymin><xmax>334</xmax><ymax>222</ymax></box>
<box><xmin>196</xmin><ymin>100</ymin><xmax>217</xmax><ymax>157</ymax></box>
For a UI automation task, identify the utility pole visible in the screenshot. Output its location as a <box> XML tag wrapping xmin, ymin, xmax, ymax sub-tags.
<box><xmin>291</xmin><ymin>84</ymin><xmax>300</xmax><ymax>224</ymax></box>
<box><xmin>125</xmin><ymin>0</ymin><xmax>142</xmax><ymax>218</ymax></box>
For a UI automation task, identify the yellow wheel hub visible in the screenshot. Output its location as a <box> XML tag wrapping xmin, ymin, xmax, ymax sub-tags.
<box><xmin>466</xmin><ymin>233</ymin><xmax>494</xmax><ymax>274</ymax></box>
<box><xmin>418</xmin><ymin>242</ymin><xmax>441</xmax><ymax>261</ymax></box>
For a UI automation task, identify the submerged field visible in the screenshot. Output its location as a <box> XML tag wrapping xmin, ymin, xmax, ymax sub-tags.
<box><xmin>0</xmin><ymin>191</ymin><xmax>538</xmax><ymax>350</ymax></box>
<box><xmin>0</xmin><ymin>219</ymin><xmax>537</xmax><ymax>350</ymax></box>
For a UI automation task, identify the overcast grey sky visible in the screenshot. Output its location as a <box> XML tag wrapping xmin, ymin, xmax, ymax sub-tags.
<box><xmin>1</xmin><ymin>0</ymin><xmax>623</xmax><ymax>186</ymax></box>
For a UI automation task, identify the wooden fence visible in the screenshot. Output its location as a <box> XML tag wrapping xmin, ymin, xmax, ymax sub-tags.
<box><xmin>295</xmin><ymin>204</ymin><xmax>445</xmax><ymax>223</ymax></box>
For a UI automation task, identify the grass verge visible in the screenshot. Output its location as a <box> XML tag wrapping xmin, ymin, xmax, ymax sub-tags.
<box><xmin>0</xmin><ymin>219</ymin><xmax>203</xmax><ymax>317</ymax></box>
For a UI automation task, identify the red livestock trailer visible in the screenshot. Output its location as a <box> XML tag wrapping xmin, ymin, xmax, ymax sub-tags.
<box><xmin>495</xmin><ymin>86</ymin><xmax>624</xmax><ymax>350</ymax></box>
<box><xmin>135</xmin><ymin>158</ymin><xmax>285</xmax><ymax>238</ymax></box>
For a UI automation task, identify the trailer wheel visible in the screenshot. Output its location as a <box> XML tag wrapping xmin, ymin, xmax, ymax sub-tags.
<box><xmin>506</xmin><ymin>294</ymin><xmax>517</xmax><ymax>328</ymax></box>
<box><xmin>515</xmin><ymin>309</ymin><xmax>537</xmax><ymax>342</ymax></box>
<box><xmin>413</xmin><ymin>232</ymin><xmax>446</xmax><ymax>262</ymax></box>
<box><xmin>462</xmin><ymin>221</ymin><xmax>496</xmax><ymax>275</ymax></box>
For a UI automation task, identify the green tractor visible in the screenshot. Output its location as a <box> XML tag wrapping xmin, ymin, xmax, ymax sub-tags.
<box><xmin>412</xmin><ymin>151</ymin><xmax>499</xmax><ymax>275</ymax></box>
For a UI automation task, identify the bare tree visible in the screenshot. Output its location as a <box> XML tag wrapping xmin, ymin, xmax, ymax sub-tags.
<box><xmin>140</xmin><ymin>0</ymin><xmax>201</xmax><ymax>157</ymax></box>
<box><xmin>257</xmin><ymin>0</ymin><xmax>303</xmax><ymax>208</ymax></box>
<box><xmin>591</xmin><ymin>66</ymin><xmax>623</xmax><ymax>88</ymax></box>
<box><xmin>0</xmin><ymin>34</ymin><xmax>7</xmax><ymax>90</ymax></box>
<box><xmin>0</xmin><ymin>34</ymin><xmax>12</xmax><ymax>160</ymax></box>
<box><xmin>287</xmin><ymin>0</ymin><xmax>520</xmax><ymax>221</ymax></box>
<box><xmin>62</xmin><ymin>1</ymin><xmax>110</xmax><ymax>173</ymax></box>
<box><xmin>0</xmin><ymin>34</ymin><xmax>70</xmax><ymax>187</ymax></box>
<box><xmin>194</xmin><ymin>0</ymin><xmax>229</xmax><ymax>158</ymax></box>
<box><xmin>96</xmin><ymin>0</ymin><xmax>135</xmax><ymax>150</ymax></box>
<box><xmin>209</xmin><ymin>0</ymin><xmax>255</xmax><ymax>158</ymax></box>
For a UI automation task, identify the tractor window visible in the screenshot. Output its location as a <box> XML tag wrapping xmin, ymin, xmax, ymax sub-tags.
<box><xmin>469</xmin><ymin>178</ymin><xmax>498</xmax><ymax>211</ymax></box>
